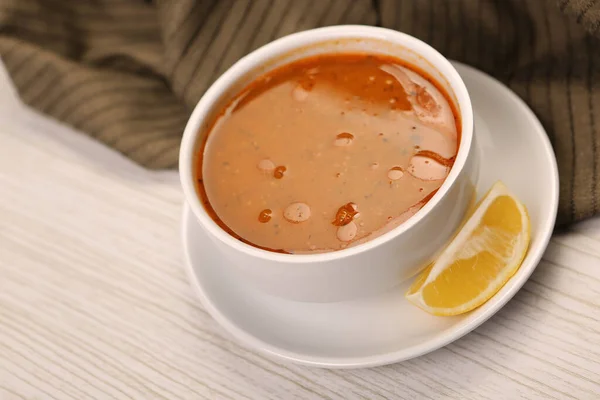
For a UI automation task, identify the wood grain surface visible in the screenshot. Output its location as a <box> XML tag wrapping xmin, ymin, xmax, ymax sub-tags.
<box><xmin>0</xmin><ymin>65</ymin><xmax>599</xmax><ymax>400</ymax></box>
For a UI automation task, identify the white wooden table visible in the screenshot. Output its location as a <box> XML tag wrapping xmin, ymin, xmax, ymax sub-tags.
<box><xmin>1</xmin><ymin>65</ymin><xmax>599</xmax><ymax>400</ymax></box>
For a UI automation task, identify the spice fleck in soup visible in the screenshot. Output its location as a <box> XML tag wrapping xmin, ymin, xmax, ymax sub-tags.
<box><xmin>195</xmin><ymin>53</ymin><xmax>460</xmax><ymax>254</ymax></box>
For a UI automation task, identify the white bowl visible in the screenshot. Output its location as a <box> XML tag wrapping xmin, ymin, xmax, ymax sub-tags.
<box><xmin>181</xmin><ymin>62</ymin><xmax>560</xmax><ymax>366</ymax></box>
<box><xmin>179</xmin><ymin>26</ymin><xmax>476</xmax><ymax>302</ymax></box>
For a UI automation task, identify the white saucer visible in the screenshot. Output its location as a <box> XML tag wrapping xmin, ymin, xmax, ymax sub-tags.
<box><xmin>181</xmin><ymin>62</ymin><xmax>559</xmax><ymax>368</ymax></box>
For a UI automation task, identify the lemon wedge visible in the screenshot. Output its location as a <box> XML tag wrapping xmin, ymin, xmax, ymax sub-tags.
<box><xmin>406</xmin><ymin>181</ymin><xmax>530</xmax><ymax>316</ymax></box>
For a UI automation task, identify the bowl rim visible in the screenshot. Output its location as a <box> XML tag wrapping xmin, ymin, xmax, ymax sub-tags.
<box><xmin>179</xmin><ymin>25</ymin><xmax>474</xmax><ymax>264</ymax></box>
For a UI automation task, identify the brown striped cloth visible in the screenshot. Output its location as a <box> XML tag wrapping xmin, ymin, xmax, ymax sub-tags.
<box><xmin>0</xmin><ymin>0</ymin><xmax>599</xmax><ymax>226</ymax></box>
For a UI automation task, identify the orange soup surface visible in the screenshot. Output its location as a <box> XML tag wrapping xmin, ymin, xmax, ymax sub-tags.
<box><xmin>196</xmin><ymin>53</ymin><xmax>460</xmax><ymax>254</ymax></box>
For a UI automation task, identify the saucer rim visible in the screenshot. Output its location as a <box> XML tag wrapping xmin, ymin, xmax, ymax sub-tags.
<box><xmin>181</xmin><ymin>61</ymin><xmax>559</xmax><ymax>368</ymax></box>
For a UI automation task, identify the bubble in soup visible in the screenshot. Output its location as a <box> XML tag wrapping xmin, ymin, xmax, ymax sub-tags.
<box><xmin>196</xmin><ymin>53</ymin><xmax>460</xmax><ymax>253</ymax></box>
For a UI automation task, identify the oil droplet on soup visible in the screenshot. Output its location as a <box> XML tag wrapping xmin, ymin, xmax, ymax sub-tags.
<box><xmin>283</xmin><ymin>202</ymin><xmax>311</xmax><ymax>223</ymax></box>
<box><xmin>292</xmin><ymin>84</ymin><xmax>310</xmax><ymax>101</ymax></box>
<box><xmin>258</xmin><ymin>209</ymin><xmax>272</xmax><ymax>223</ymax></box>
<box><xmin>334</xmin><ymin>132</ymin><xmax>354</xmax><ymax>146</ymax></box>
<box><xmin>387</xmin><ymin>166</ymin><xmax>404</xmax><ymax>181</ymax></box>
<box><xmin>332</xmin><ymin>202</ymin><xmax>359</xmax><ymax>226</ymax></box>
<box><xmin>408</xmin><ymin>151</ymin><xmax>453</xmax><ymax>181</ymax></box>
<box><xmin>257</xmin><ymin>159</ymin><xmax>275</xmax><ymax>172</ymax></box>
<box><xmin>196</xmin><ymin>53</ymin><xmax>459</xmax><ymax>253</ymax></box>
<box><xmin>337</xmin><ymin>221</ymin><xmax>358</xmax><ymax>242</ymax></box>
<box><xmin>273</xmin><ymin>165</ymin><xmax>286</xmax><ymax>179</ymax></box>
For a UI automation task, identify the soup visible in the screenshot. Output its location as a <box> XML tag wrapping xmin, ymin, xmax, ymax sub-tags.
<box><xmin>195</xmin><ymin>53</ymin><xmax>460</xmax><ymax>254</ymax></box>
